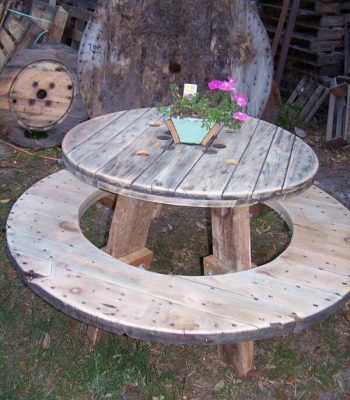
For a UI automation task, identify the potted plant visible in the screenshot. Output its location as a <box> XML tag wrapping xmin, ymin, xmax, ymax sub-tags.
<box><xmin>158</xmin><ymin>77</ymin><xmax>248</xmax><ymax>146</ymax></box>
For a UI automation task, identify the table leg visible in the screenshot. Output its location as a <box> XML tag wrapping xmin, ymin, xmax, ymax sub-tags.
<box><xmin>204</xmin><ymin>206</ymin><xmax>254</xmax><ymax>378</ymax></box>
<box><xmin>106</xmin><ymin>195</ymin><xmax>157</xmax><ymax>265</ymax></box>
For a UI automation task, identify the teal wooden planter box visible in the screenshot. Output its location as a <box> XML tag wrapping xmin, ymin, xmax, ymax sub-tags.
<box><xmin>165</xmin><ymin>117</ymin><xmax>221</xmax><ymax>146</ymax></box>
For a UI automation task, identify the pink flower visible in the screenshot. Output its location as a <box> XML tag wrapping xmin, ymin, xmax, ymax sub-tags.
<box><xmin>228</xmin><ymin>76</ymin><xmax>237</xmax><ymax>85</ymax></box>
<box><xmin>208</xmin><ymin>80</ymin><xmax>223</xmax><ymax>90</ymax></box>
<box><xmin>219</xmin><ymin>81</ymin><xmax>235</xmax><ymax>91</ymax></box>
<box><xmin>233</xmin><ymin>93</ymin><xmax>248</xmax><ymax>107</ymax></box>
<box><xmin>232</xmin><ymin>111</ymin><xmax>248</xmax><ymax>122</ymax></box>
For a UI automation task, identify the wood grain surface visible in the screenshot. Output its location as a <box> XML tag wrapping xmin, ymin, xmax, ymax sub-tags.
<box><xmin>0</xmin><ymin>43</ymin><xmax>87</xmax><ymax>143</ymax></box>
<box><xmin>62</xmin><ymin>108</ymin><xmax>319</xmax><ymax>207</ymax></box>
<box><xmin>77</xmin><ymin>0</ymin><xmax>273</xmax><ymax>118</ymax></box>
<box><xmin>6</xmin><ymin>170</ymin><xmax>350</xmax><ymax>344</ymax></box>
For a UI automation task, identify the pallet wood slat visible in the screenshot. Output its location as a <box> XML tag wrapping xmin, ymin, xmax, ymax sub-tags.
<box><xmin>326</xmin><ymin>79</ymin><xmax>350</xmax><ymax>142</ymax></box>
<box><xmin>274</xmin><ymin>0</ymin><xmax>301</xmax><ymax>85</ymax></box>
<box><xmin>345</xmin><ymin>85</ymin><xmax>350</xmax><ymax>141</ymax></box>
<box><xmin>6</xmin><ymin>170</ymin><xmax>350</xmax><ymax>344</ymax></box>
<box><xmin>286</xmin><ymin>77</ymin><xmax>330</xmax><ymax>124</ymax></box>
<box><xmin>47</xmin><ymin>5</ymin><xmax>68</xmax><ymax>43</ymax></box>
<box><xmin>260</xmin><ymin>0</ymin><xmax>347</xmax><ymax>91</ymax></box>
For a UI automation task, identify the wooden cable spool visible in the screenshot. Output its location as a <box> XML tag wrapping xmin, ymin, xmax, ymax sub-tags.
<box><xmin>78</xmin><ymin>0</ymin><xmax>273</xmax><ymax>118</ymax></box>
<box><xmin>0</xmin><ymin>43</ymin><xmax>87</xmax><ymax>148</ymax></box>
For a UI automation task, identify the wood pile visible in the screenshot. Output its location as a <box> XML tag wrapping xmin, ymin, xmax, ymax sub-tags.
<box><xmin>259</xmin><ymin>0</ymin><xmax>350</xmax><ymax>94</ymax></box>
<box><xmin>55</xmin><ymin>0</ymin><xmax>97</xmax><ymax>49</ymax></box>
<box><xmin>326</xmin><ymin>76</ymin><xmax>350</xmax><ymax>142</ymax></box>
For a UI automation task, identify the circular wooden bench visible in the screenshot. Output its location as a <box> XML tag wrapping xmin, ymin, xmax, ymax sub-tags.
<box><xmin>6</xmin><ymin>170</ymin><xmax>350</xmax><ymax>344</ymax></box>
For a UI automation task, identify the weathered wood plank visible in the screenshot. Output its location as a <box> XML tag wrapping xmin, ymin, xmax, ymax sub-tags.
<box><xmin>47</xmin><ymin>5</ymin><xmax>69</xmax><ymax>42</ymax></box>
<box><xmin>96</xmin><ymin>120</ymin><xmax>171</xmax><ymax>188</ymax></box>
<box><xmin>283</xmin><ymin>138</ymin><xmax>318</xmax><ymax>193</ymax></box>
<box><xmin>65</xmin><ymin>108</ymin><xmax>152</xmax><ymax>165</ymax></box>
<box><xmin>62</xmin><ymin>111</ymin><xmax>126</xmax><ymax>154</ymax></box>
<box><xmin>223</xmin><ymin>121</ymin><xmax>278</xmax><ymax>200</ymax></box>
<box><xmin>175</xmin><ymin>119</ymin><xmax>260</xmax><ymax>199</ymax></box>
<box><xmin>253</xmin><ymin>128</ymin><xmax>295</xmax><ymax>200</ymax></box>
<box><xmin>345</xmin><ymin>85</ymin><xmax>350</xmax><ymax>141</ymax></box>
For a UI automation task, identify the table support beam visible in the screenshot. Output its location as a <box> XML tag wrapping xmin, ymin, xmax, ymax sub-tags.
<box><xmin>208</xmin><ymin>206</ymin><xmax>254</xmax><ymax>378</ymax></box>
<box><xmin>106</xmin><ymin>195</ymin><xmax>156</xmax><ymax>258</ymax></box>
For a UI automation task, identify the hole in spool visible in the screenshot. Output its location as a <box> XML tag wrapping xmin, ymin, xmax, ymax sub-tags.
<box><xmin>169</xmin><ymin>63</ymin><xmax>181</xmax><ymax>73</ymax></box>
<box><xmin>202</xmin><ymin>148</ymin><xmax>217</xmax><ymax>155</ymax></box>
<box><xmin>49</xmin><ymin>82</ymin><xmax>55</xmax><ymax>89</ymax></box>
<box><xmin>162</xmin><ymin>145</ymin><xmax>175</xmax><ymax>151</ymax></box>
<box><xmin>12</xmin><ymin>99</ymin><xmax>17</xmax><ymax>104</ymax></box>
<box><xmin>136</xmin><ymin>150</ymin><xmax>150</xmax><ymax>157</ymax></box>
<box><xmin>156</xmin><ymin>135</ymin><xmax>170</xmax><ymax>140</ymax></box>
<box><xmin>67</xmin><ymin>85</ymin><xmax>73</xmax><ymax>90</ymax></box>
<box><xmin>24</xmin><ymin>130</ymin><xmax>48</xmax><ymax>140</ymax></box>
<box><xmin>36</xmin><ymin>89</ymin><xmax>47</xmax><ymax>100</ymax></box>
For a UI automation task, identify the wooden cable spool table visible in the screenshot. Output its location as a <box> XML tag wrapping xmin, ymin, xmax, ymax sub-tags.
<box><xmin>7</xmin><ymin>107</ymin><xmax>349</xmax><ymax>378</ymax></box>
<box><xmin>60</xmin><ymin>107</ymin><xmax>321</xmax><ymax>375</ymax></box>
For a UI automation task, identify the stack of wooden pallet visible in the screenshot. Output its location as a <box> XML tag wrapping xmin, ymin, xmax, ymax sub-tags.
<box><xmin>55</xmin><ymin>0</ymin><xmax>97</xmax><ymax>49</ymax></box>
<box><xmin>259</xmin><ymin>0</ymin><xmax>349</xmax><ymax>94</ymax></box>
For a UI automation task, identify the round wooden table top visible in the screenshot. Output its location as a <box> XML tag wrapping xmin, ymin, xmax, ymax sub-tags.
<box><xmin>62</xmin><ymin>108</ymin><xmax>319</xmax><ymax>207</ymax></box>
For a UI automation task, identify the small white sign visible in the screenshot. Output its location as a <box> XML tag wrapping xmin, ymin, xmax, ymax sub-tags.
<box><xmin>183</xmin><ymin>83</ymin><xmax>197</xmax><ymax>98</ymax></box>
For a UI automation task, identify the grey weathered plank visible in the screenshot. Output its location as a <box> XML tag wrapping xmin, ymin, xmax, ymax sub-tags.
<box><xmin>65</xmin><ymin>108</ymin><xmax>152</xmax><ymax>166</ymax></box>
<box><xmin>253</xmin><ymin>128</ymin><xmax>295</xmax><ymax>200</ymax></box>
<box><xmin>77</xmin><ymin>109</ymin><xmax>163</xmax><ymax>177</ymax></box>
<box><xmin>134</xmin><ymin>143</ymin><xmax>204</xmax><ymax>195</ymax></box>
<box><xmin>223</xmin><ymin>121</ymin><xmax>278</xmax><ymax>200</ymax></box>
<box><xmin>176</xmin><ymin>119</ymin><xmax>260</xmax><ymax>199</ymax></box>
<box><xmin>62</xmin><ymin>111</ymin><xmax>126</xmax><ymax>154</ymax></box>
<box><xmin>283</xmin><ymin>138</ymin><xmax>318</xmax><ymax>193</ymax></box>
<box><xmin>97</xmin><ymin>122</ymin><xmax>171</xmax><ymax>188</ymax></box>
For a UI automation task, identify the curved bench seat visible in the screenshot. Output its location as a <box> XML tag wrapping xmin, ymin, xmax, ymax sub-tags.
<box><xmin>6</xmin><ymin>170</ymin><xmax>350</xmax><ymax>344</ymax></box>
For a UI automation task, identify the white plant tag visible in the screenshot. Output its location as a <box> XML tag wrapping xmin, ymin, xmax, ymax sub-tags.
<box><xmin>183</xmin><ymin>83</ymin><xmax>197</xmax><ymax>98</ymax></box>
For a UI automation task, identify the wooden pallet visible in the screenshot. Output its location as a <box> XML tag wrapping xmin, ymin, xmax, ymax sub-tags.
<box><xmin>286</xmin><ymin>76</ymin><xmax>329</xmax><ymax>123</ymax></box>
<box><xmin>0</xmin><ymin>10</ymin><xmax>31</xmax><ymax>72</ymax></box>
<box><xmin>260</xmin><ymin>0</ymin><xmax>348</xmax><ymax>92</ymax></box>
<box><xmin>56</xmin><ymin>0</ymin><xmax>96</xmax><ymax>49</ymax></box>
<box><xmin>0</xmin><ymin>1</ymin><xmax>56</xmax><ymax>73</ymax></box>
<box><xmin>260</xmin><ymin>0</ymin><xmax>350</xmax><ymax>15</ymax></box>
<box><xmin>326</xmin><ymin>77</ymin><xmax>350</xmax><ymax>142</ymax></box>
